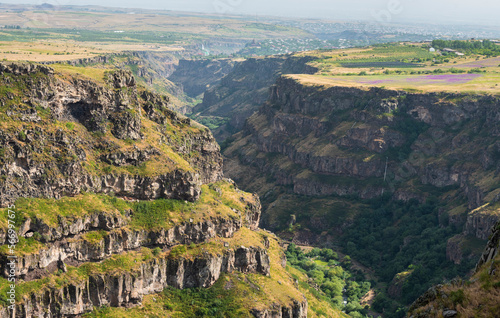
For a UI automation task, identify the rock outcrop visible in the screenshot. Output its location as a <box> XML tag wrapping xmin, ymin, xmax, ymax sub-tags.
<box><xmin>464</xmin><ymin>204</ymin><xmax>500</xmax><ymax>240</ymax></box>
<box><xmin>168</xmin><ymin>58</ymin><xmax>238</xmax><ymax>98</ymax></box>
<box><xmin>0</xmin><ymin>62</ymin><xmax>223</xmax><ymax>206</ymax></box>
<box><xmin>9</xmin><ymin>246</ymin><xmax>270</xmax><ymax>318</ymax></box>
<box><xmin>2</xmin><ymin>216</ymin><xmax>251</xmax><ymax>279</ymax></box>
<box><xmin>251</xmin><ymin>300</ymin><xmax>308</xmax><ymax>318</ymax></box>
<box><xmin>475</xmin><ymin>221</ymin><xmax>500</xmax><ymax>272</ymax></box>
<box><xmin>224</xmin><ymin>74</ymin><xmax>500</xmax><ymax>233</ymax></box>
<box><xmin>193</xmin><ymin>55</ymin><xmax>318</xmax><ymax>140</ymax></box>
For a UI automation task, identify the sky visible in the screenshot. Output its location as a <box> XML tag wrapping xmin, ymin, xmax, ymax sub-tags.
<box><xmin>3</xmin><ymin>0</ymin><xmax>500</xmax><ymax>26</ymax></box>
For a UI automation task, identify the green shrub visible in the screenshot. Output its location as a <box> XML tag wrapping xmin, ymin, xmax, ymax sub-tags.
<box><xmin>152</xmin><ymin>247</ymin><xmax>162</xmax><ymax>256</ymax></box>
<box><xmin>169</xmin><ymin>245</ymin><xmax>187</xmax><ymax>258</ymax></box>
<box><xmin>18</xmin><ymin>131</ymin><xmax>27</xmax><ymax>141</ymax></box>
<box><xmin>450</xmin><ymin>289</ymin><xmax>465</xmax><ymax>305</ymax></box>
<box><xmin>65</xmin><ymin>122</ymin><xmax>75</xmax><ymax>130</ymax></box>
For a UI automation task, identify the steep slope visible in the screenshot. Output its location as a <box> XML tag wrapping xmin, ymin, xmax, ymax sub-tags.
<box><xmin>192</xmin><ymin>55</ymin><xmax>318</xmax><ymax>140</ymax></box>
<box><xmin>168</xmin><ymin>58</ymin><xmax>239</xmax><ymax>99</ymax></box>
<box><xmin>0</xmin><ymin>62</ymin><xmax>342</xmax><ymax>317</ymax></box>
<box><xmin>408</xmin><ymin>221</ymin><xmax>500</xmax><ymax>318</ymax></box>
<box><xmin>225</xmin><ymin>75</ymin><xmax>500</xmax><ymax>232</ymax></box>
<box><xmin>223</xmin><ymin>72</ymin><xmax>500</xmax><ymax>312</ymax></box>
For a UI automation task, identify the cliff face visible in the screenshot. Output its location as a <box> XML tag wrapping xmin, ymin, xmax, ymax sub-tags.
<box><xmin>464</xmin><ymin>200</ymin><xmax>500</xmax><ymax>240</ymax></box>
<box><xmin>475</xmin><ymin>222</ymin><xmax>500</xmax><ymax>272</ymax></box>
<box><xmin>193</xmin><ymin>56</ymin><xmax>318</xmax><ymax>140</ymax></box>
<box><xmin>0</xmin><ymin>175</ymin><xmax>310</xmax><ymax>317</ymax></box>
<box><xmin>251</xmin><ymin>301</ymin><xmax>308</xmax><ymax>318</ymax></box>
<box><xmin>10</xmin><ymin>246</ymin><xmax>270</xmax><ymax>317</ymax></box>
<box><xmin>1</xmin><ymin>213</ymin><xmax>254</xmax><ymax>279</ymax></box>
<box><xmin>168</xmin><ymin>59</ymin><xmax>238</xmax><ymax>98</ymax></box>
<box><xmin>0</xmin><ymin>62</ymin><xmax>223</xmax><ymax>207</ymax></box>
<box><xmin>224</xmin><ymin>75</ymin><xmax>500</xmax><ymax>237</ymax></box>
<box><xmin>0</xmin><ymin>62</ymin><xmax>318</xmax><ymax>318</ymax></box>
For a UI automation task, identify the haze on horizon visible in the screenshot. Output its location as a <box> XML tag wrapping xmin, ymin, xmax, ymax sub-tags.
<box><xmin>3</xmin><ymin>0</ymin><xmax>500</xmax><ymax>27</ymax></box>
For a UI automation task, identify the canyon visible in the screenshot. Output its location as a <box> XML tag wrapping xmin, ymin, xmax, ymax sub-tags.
<box><xmin>0</xmin><ymin>62</ymin><xmax>316</xmax><ymax>318</ymax></box>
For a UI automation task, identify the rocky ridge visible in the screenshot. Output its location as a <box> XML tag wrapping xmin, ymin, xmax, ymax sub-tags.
<box><xmin>0</xmin><ymin>62</ymin><xmax>313</xmax><ymax>318</ymax></box>
<box><xmin>5</xmin><ymin>246</ymin><xmax>271</xmax><ymax>317</ymax></box>
<box><xmin>193</xmin><ymin>55</ymin><xmax>318</xmax><ymax>140</ymax></box>
<box><xmin>0</xmin><ymin>61</ymin><xmax>223</xmax><ymax>207</ymax></box>
<box><xmin>224</xmin><ymin>75</ymin><xmax>500</xmax><ymax>239</ymax></box>
<box><xmin>168</xmin><ymin>58</ymin><xmax>238</xmax><ymax>98</ymax></box>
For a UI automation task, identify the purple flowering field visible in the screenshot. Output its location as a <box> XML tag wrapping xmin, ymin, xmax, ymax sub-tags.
<box><xmin>445</xmin><ymin>56</ymin><xmax>500</xmax><ymax>68</ymax></box>
<box><xmin>354</xmin><ymin>73</ymin><xmax>482</xmax><ymax>85</ymax></box>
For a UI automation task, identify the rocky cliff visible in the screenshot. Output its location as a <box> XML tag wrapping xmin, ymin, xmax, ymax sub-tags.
<box><xmin>0</xmin><ymin>62</ymin><xmax>223</xmax><ymax>207</ymax></box>
<box><xmin>168</xmin><ymin>58</ymin><xmax>238</xmax><ymax>98</ymax></box>
<box><xmin>0</xmin><ymin>175</ymin><xmax>311</xmax><ymax>317</ymax></box>
<box><xmin>0</xmin><ymin>62</ymin><xmax>323</xmax><ymax>318</ymax></box>
<box><xmin>8</xmin><ymin>246</ymin><xmax>270</xmax><ymax>317</ymax></box>
<box><xmin>224</xmin><ymin>75</ymin><xmax>500</xmax><ymax>238</ymax></box>
<box><xmin>192</xmin><ymin>55</ymin><xmax>318</xmax><ymax>140</ymax></box>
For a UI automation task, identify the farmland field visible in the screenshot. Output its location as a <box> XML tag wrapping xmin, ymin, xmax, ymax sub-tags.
<box><xmin>0</xmin><ymin>3</ymin><xmax>312</xmax><ymax>62</ymax></box>
<box><xmin>293</xmin><ymin>43</ymin><xmax>500</xmax><ymax>93</ymax></box>
<box><xmin>444</xmin><ymin>56</ymin><xmax>500</xmax><ymax>68</ymax></box>
<box><xmin>0</xmin><ymin>9</ymin><xmax>308</xmax><ymax>41</ymax></box>
<box><xmin>311</xmin><ymin>45</ymin><xmax>435</xmax><ymax>68</ymax></box>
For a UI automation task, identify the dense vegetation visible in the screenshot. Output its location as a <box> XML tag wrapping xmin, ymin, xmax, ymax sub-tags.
<box><xmin>286</xmin><ymin>244</ymin><xmax>371</xmax><ymax>318</ymax></box>
<box><xmin>341</xmin><ymin>196</ymin><xmax>477</xmax><ymax>317</ymax></box>
<box><xmin>431</xmin><ymin>39</ymin><xmax>500</xmax><ymax>57</ymax></box>
<box><xmin>319</xmin><ymin>44</ymin><xmax>435</xmax><ymax>69</ymax></box>
<box><xmin>190</xmin><ymin>116</ymin><xmax>229</xmax><ymax>130</ymax></box>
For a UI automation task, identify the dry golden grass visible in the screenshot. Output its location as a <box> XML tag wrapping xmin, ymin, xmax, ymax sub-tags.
<box><xmin>469</xmin><ymin>201</ymin><xmax>500</xmax><ymax>218</ymax></box>
<box><xmin>288</xmin><ymin>73</ymin><xmax>500</xmax><ymax>94</ymax></box>
<box><xmin>0</xmin><ymin>40</ymin><xmax>112</xmax><ymax>62</ymax></box>
<box><xmin>0</xmin><ymin>40</ymin><xmax>187</xmax><ymax>63</ymax></box>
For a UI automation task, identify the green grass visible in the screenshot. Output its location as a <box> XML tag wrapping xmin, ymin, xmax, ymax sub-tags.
<box><xmin>168</xmin><ymin>245</ymin><xmax>187</xmax><ymax>258</ymax></box>
<box><xmin>130</xmin><ymin>199</ymin><xmax>187</xmax><ymax>229</ymax></box>
<box><xmin>82</xmin><ymin>230</ymin><xmax>109</xmax><ymax>246</ymax></box>
<box><xmin>83</xmin><ymin>274</ymin><xmax>255</xmax><ymax>318</ymax></box>
<box><xmin>0</xmin><ymin>237</ymin><xmax>44</xmax><ymax>256</ymax></box>
<box><xmin>157</xmin><ymin>280</ymin><xmax>252</xmax><ymax>318</ymax></box>
<box><xmin>0</xmin><ymin>193</ymin><xmax>130</xmax><ymax>228</ymax></box>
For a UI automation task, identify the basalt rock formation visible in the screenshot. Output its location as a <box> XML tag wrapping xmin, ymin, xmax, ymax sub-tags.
<box><xmin>224</xmin><ymin>75</ymin><xmax>500</xmax><ymax>242</ymax></box>
<box><xmin>6</xmin><ymin>246</ymin><xmax>271</xmax><ymax>317</ymax></box>
<box><xmin>192</xmin><ymin>55</ymin><xmax>318</xmax><ymax>140</ymax></box>
<box><xmin>168</xmin><ymin>58</ymin><xmax>238</xmax><ymax>98</ymax></box>
<box><xmin>0</xmin><ymin>62</ymin><xmax>314</xmax><ymax>318</ymax></box>
<box><xmin>0</xmin><ymin>61</ymin><xmax>223</xmax><ymax>207</ymax></box>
